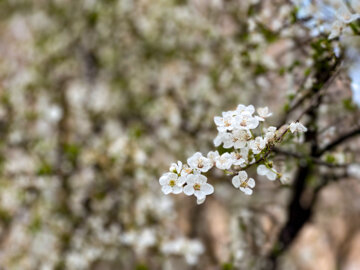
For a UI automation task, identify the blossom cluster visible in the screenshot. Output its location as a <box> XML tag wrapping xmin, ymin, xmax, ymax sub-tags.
<box><xmin>159</xmin><ymin>104</ymin><xmax>307</xmax><ymax>204</ymax></box>
<box><xmin>293</xmin><ymin>0</ymin><xmax>360</xmax><ymax>39</ymax></box>
<box><xmin>161</xmin><ymin>238</ymin><xmax>204</xmax><ymax>265</ymax></box>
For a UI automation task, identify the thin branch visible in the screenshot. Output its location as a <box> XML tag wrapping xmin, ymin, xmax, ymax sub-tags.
<box><xmin>316</xmin><ymin>127</ymin><xmax>360</xmax><ymax>156</ymax></box>
<box><xmin>273</xmin><ymin>147</ymin><xmax>349</xmax><ymax>168</ymax></box>
<box><xmin>278</xmin><ymin>56</ymin><xmax>343</xmax><ymax>127</ymax></box>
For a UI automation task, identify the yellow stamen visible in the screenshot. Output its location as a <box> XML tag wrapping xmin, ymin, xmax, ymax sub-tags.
<box><xmin>169</xmin><ymin>180</ymin><xmax>176</xmax><ymax>187</ymax></box>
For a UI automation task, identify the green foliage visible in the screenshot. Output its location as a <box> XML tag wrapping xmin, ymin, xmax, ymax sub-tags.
<box><xmin>0</xmin><ymin>208</ymin><xmax>11</xmax><ymax>226</ymax></box>
<box><xmin>29</xmin><ymin>216</ymin><xmax>42</xmax><ymax>234</ymax></box>
<box><xmin>136</xmin><ymin>264</ymin><xmax>149</xmax><ymax>270</ymax></box>
<box><xmin>257</xmin><ymin>23</ymin><xmax>278</xmax><ymax>43</ymax></box>
<box><xmin>343</xmin><ymin>98</ymin><xmax>357</xmax><ymax>112</ymax></box>
<box><xmin>222</xmin><ymin>263</ymin><xmax>234</xmax><ymax>270</ymax></box>
<box><xmin>325</xmin><ymin>154</ymin><xmax>336</xmax><ymax>164</ymax></box>
<box><xmin>37</xmin><ymin>162</ymin><xmax>53</xmax><ymax>176</ymax></box>
<box><xmin>64</xmin><ymin>143</ymin><xmax>80</xmax><ymax>165</ymax></box>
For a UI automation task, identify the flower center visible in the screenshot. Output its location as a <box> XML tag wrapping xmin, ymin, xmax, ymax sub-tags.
<box><xmin>240</xmin><ymin>181</ymin><xmax>248</xmax><ymax>188</ymax></box>
<box><xmin>169</xmin><ymin>180</ymin><xmax>176</xmax><ymax>187</ymax></box>
<box><xmin>193</xmin><ymin>183</ymin><xmax>201</xmax><ymax>190</ymax></box>
<box><xmin>198</xmin><ymin>159</ymin><xmax>204</xmax><ymax>168</ymax></box>
<box><xmin>184</xmin><ymin>167</ymin><xmax>192</xmax><ymax>174</ymax></box>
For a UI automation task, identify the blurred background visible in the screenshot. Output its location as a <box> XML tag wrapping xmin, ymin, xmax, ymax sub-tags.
<box><xmin>1</xmin><ymin>0</ymin><xmax>360</xmax><ymax>269</ymax></box>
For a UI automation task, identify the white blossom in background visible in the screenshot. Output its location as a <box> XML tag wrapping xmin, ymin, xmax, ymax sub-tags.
<box><xmin>293</xmin><ymin>0</ymin><xmax>360</xmax><ymax>106</ymax></box>
<box><xmin>161</xmin><ymin>238</ymin><xmax>204</xmax><ymax>265</ymax></box>
<box><xmin>289</xmin><ymin>122</ymin><xmax>308</xmax><ymax>133</ymax></box>
<box><xmin>160</xmin><ymin>104</ymin><xmax>307</xmax><ymax>202</ymax></box>
<box><xmin>347</xmin><ymin>163</ymin><xmax>360</xmax><ymax>179</ymax></box>
<box><xmin>256</xmin><ymin>106</ymin><xmax>273</xmax><ymax>121</ymax></box>
<box><xmin>349</xmin><ymin>59</ymin><xmax>360</xmax><ymax>106</ymax></box>
<box><xmin>257</xmin><ymin>164</ymin><xmax>278</xmax><ymax>181</ymax></box>
<box><xmin>236</xmin><ymin>104</ymin><xmax>255</xmax><ymax>115</ymax></box>
<box><xmin>120</xmin><ymin>229</ymin><xmax>157</xmax><ymax>254</ymax></box>
<box><xmin>264</xmin><ymin>126</ymin><xmax>277</xmax><ymax>141</ymax></box>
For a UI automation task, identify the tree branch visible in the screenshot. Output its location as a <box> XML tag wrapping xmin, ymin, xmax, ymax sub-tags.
<box><xmin>273</xmin><ymin>147</ymin><xmax>349</xmax><ymax>168</ymax></box>
<box><xmin>316</xmin><ymin>127</ymin><xmax>360</xmax><ymax>156</ymax></box>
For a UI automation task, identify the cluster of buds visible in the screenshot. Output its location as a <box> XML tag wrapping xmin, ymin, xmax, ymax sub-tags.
<box><xmin>159</xmin><ymin>104</ymin><xmax>307</xmax><ymax>204</ymax></box>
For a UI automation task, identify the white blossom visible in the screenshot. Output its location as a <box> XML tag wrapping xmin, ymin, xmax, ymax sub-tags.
<box><xmin>257</xmin><ymin>164</ymin><xmax>277</xmax><ymax>181</ymax></box>
<box><xmin>236</xmin><ymin>104</ymin><xmax>255</xmax><ymax>115</ymax></box>
<box><xmin>231</xmin><ymin>149</ymin><xmax>248</xmax><ymax>166</ymax></box>
<box><xmin>289</xmin><ymin>122</ymin><xmax>308</xmax><ymax>133</ymax></box>
<box><xmin>187</xmin><ymin>152</ymin><xmax>213</xmax><ymax>172</ymax></box>
<box><xmin>169</xmin><ymin>160</ymin><xmax>182</xmax><ymax>174</ymax></box>
<box><xmin>180</xmin><ymin>164</ymin><xmax>195</xmax><ymax>177</ymax></box>
<box><xmin>249</xmin><ymin>136</ymin><xmax>267</xmax><ymax>154</ymax></box>
<box><xmin>214</xmin><ymin>111</ymin><xmax>235</xmax><ymax>132</ymax></box>
<box><xmin>347</xmin><ymin>163</ymin><xmax>360</xmax><ymax>179</ymax></box>
<box><xmin>207</xmin><ymin>151</ymin><xmax>220</xmax><ymax>166</ymax></box>
<box><xmin>161</xmin><ymin>238</ymin><xmax>204</xmax><ymax>265</ymax></box>
<box><xmin>235</xmin><ymin>111</ymin><xmax>259</xmax><ymax>130</ymax></box>
<box><xmin>256</xmin><ymin>106</ymin><xmax>273</xmax><ymax>121</ymax></box>
<box><xmin>159</xmin><ymin>172</ymin><xmax>186</xmax><ymax>194</ymax></box>
<box><xmin>264</xmin><ymin>126</ymin><xmax>277</xmax><ymax>141</ymax></box>
<box><xmin>232</xmin><ymin>129</ymin><xmax>252</xmax><ymax>149</ymax></box>
<box><xmin>183</xmin><ymin>174</ymin><xmax>214</xmax><ymax>201</ymax></box>
<box><xmin>232</xmin><ymin>171</ymin><xmax>255</xmax><ymax>195</ymax></box>
<box><xmin>182</xmin><ymin>239</ymin><xmax>205</xmax><ymax>265</ymax></box>
<box><xmin>215</xmin><ymin>132</ymin><xmax>235</xmax><ymax>149</ymax></box>
<box><xmin>215</xmin><ymin>152</ymin><xmax>233</xmax><ymax>170</ymax></box>
<box><xmin>329</xmin><ymin>20</ymin><xmax>345</xmax><ymax>39</ymax></box>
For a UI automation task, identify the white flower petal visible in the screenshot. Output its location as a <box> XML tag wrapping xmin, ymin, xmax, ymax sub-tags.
<box><xmin>172</xmin><ymin>185</ymin><xmax>183</xmax><ymax>194</ymax></box>
<box><xmin>257</xmin><ymin>165</ymin><xmax>268</xmax><ymax>176</ymax></box>
<box><xmin>214</xmin><ymin>116</ymin><xmax>223</xmax><ymax>126</ymax></box>
<box><xmin>177</xmin><ymin>176</ymin><xmax>187</xmax><ymax>186</ymax></box>
<box><xmin>267</xmin><ymin>170</ymin><xmax>277</xmax><ymax>181</ymax></box>
<box><xmin>186</xmin><ymin>174</ymin><xmax>196</xmax><ymax>185</ymax></box>
<box><xmin>246</xmin><ymin>105</ymin><xmax>255</xmax><ymax>114</ymax></box>
<box><xmin>162</xmin><ymin>185</ymin><xmax>172</xmax><ymax>195</ymax></box>
<box><xmin>197</xmin><ymin>174</ymin><xmax>207</xmax><ymax>184</ymax></box>
<box><xmin>194</xmin><ymin>190</ymin><xmax>205</xmax><ymax>200</ymax></box>
<box><xmin>238</xmin><ymin>171</ymin><xmax>248</xmax><ymax>181</ymax></box>
<box><xmin>183</xmin><ymin>185</ymin><xmax>194</xmax><ymax>196</ymax></box>
<box><xmin>201</xmin><ymin>183</ymin><xmax>214</xmax><ymax>195</ymax></box>
<box><xmin>232</xmin><ymin>175</ymin><xmax>240</xmax><ymax>188</ymax></box>
<box><xmin>241</xmin><ymin>187</ymin><xmax>253</xmax><ymax>195</ymax></box>
<box><xmin>247</xmin><ymin>178</ymin><xmax>255</xmax><ymax>188</ymax></box>
<box><xmin>159</xmin><ymin>174</ymin><xmax>168</xmax><ymax>185</ymax></box>
<box><xmin>214</xmin><ymin>135</ymin><xmax>222</xmax><ymax>147</ymax></box>
<box><xmin>197</xmin><ymin>197</ymin><xmax>206</xmax><ymax>205</ymax></box>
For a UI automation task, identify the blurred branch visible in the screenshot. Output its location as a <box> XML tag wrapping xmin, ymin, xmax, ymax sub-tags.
<box><xmin>278</xmin><ymin>55</ymin><xmax>342</xmax><ymax>127</ymax></box>
<box><xmin>316</xmin><ymin>127</ymin><xmax>360</xmax><ymax>156</ymax></box>
<box><xmin>273</xmin><ymin>147</ymin><xmax>349</xmax><ymax>168</ymax></box>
